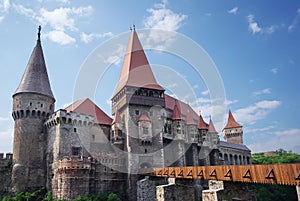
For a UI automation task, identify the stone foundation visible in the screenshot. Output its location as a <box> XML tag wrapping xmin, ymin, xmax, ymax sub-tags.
<box><xmin>203</xmin><ymin>180</ymin><xmax>256</xmax><ymax>201</ymax></box>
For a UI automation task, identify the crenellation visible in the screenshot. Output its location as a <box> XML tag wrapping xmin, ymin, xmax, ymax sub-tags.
<box><xmin>3</xmin><ymin>28</ymin><xmax>254</xmax><ymax>201</ymax></box>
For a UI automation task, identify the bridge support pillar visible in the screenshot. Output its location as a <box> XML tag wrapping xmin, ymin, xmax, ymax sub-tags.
<box><xmin>296</xmin><ymin>185</ymin><xmax>300</xmax><ymax>201</ymax></box>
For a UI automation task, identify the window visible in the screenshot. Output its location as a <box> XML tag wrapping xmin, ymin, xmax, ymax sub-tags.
<box><xmin>41</xmin><ymin>103</ymin><xmax>44</xmax><ymax>108</ymax></box>
<box><xmin>29</xmin><ymin>102</ymin><xmax>32</xmax><ymax>106</ymax></box>
<box><xmin>74</xmin><ymin>128</ymin><xmax>77</xmax><ymax>132</ymax></box>
<box><xmin>92</xmin><ymin>135</ymin><xmax>95</xmax><ymax>141</ymax></box>
<box><xmin>135</xmin><ymin>110</ymin><xmax>140</xmax><ymax>115</ymax></box>
<box><xmin>72</xmin><ymin>147</ymin><xmax>81</xmax><ymax>156</ymax></box>
<box><xmin>143</xmin><ymin>127</ymin><xmax>149</xmax><ymax>135</ymax></box>
<box><xmin>149</xmin><ymin>111</ymin><xmax>153</xmax><ymax>116</ymax></box>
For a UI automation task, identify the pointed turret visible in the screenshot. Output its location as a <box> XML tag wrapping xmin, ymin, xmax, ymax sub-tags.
<box><xmin>223</xmin><ymin>110</ymin><xmax>241</xmax><ymax>129</ymax></box>
<box><xmin>14</xmin><ymin>26</ymin><xmax>54</xmax><ymax>100</ymax></box>
<box><xmin>112</xmin><ymin>109</ymin><xmax>123</xmax><ymax>124</ymax></box>
<box><xmin>222</xmin><ymin>110</ymin><xmax>243</xmax><ymax>145</ymax></box>
<box><xmin>114</xmin><ymin>29</ymin><xmax>164</xmax><ymax>94</ymax></box>
<box><xmin>198</xmin><ymin>114</ymin><xmax>208</xmax><ymax>130</ymax></box>
<box><xmin>172</xmin><ymin>100</ymin><xmax>182</xmax><ymax>120</ymax></box>
<box><xmin>208</xmin><ymin>118</ymin><xmax>217</xmax><ymax>133</ymax></box>
<box><xmin>11</xmin><ymin>26</ymin><xmax>55</xmax><ymax>193</ymax></box>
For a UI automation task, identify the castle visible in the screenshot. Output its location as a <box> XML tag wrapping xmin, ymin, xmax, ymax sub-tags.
<box><xmin>2</xmin><ymin>27</ymin><xmax>252</xmax><ymax>200</ymax></box>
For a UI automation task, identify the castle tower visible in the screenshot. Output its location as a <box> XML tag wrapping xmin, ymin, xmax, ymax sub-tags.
<box><xmin>11</xmin><ymin>26</ymin><xmax>55</xmax><ymax>192</ymax></box>
<box><xmin>111</xmin><ymin>28</ymin><xmax>165</xmax><ymax>201</ymax></box>
<box><xmin>207</xmin><ymin>118</ymin><xmax>220</xmax><ymax>165</ymax></box>
<box><xmin>222</xmin><ymin>110</ymin><xmax>243</xmax><ymax>144</ymax></box>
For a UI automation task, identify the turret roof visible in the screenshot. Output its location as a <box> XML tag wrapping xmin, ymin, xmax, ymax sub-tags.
<box><xmin>138</xmin><ymin>114</ymin><xmax>151</xmax><ymax>122</ymax></box>
<box><xmin>224</xmin><ymin>110</ymin><xmax>242</xmax><ymax>129</ymax></box>
<box><xmin>171</xmin><ymin>100</ymin><xmax>182</xmax><ymax>120</ymax></box>
<box><xmin>14</xmin><ymin>28</ymin><xmax>54</xmax><ymax>99</ymax></box>
<box><xmin>65</xmin><ymin>98</ymin><xmax>112</xmax><ymax>125</ymax></box>
<box><xmin>114</xmin><ymin>30</ymin><xmax>164</xmax><ymax>95</ymax></box>
<box><xmin>112</xmin><ymin>110</ymin><xmax>123</xmax><ymax>124</ymax></box>
<box><xmin>198</xmin><ymin>114</ymin><xmax>209</xmax><ymax>129</ymax></box>
<box><xmin>208</xmin><ymin>118</ymin><xmax>218</xmax><ymax>133</ymax></box>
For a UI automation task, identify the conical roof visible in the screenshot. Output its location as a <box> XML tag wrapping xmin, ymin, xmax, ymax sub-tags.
<box><xmin>224</xmin><ymin>110</ymin><xmax>241</xmax><ymax>129</ymax></box>
<box><xmin>14</xmin><ymin>32</ymin><xmax>54</xmax><ymax>99</ymax></box>
<box><xmin>112</xmin><ymin>110</ymin><xmax>123</xmax><ymax>124</ymax></box>
<box><xmin>208</xmin><ymin>118</ymin><xmax>217</xmax><ymax>133</ymax></box>
<box><xmin>114</xmin><ymin>30</ymin><xmax>164</xmax><ymax>95</ymax></box>
<box><xmin>198</xmin><ymin>114</ymin><xmax>208</xmax><ymax>129</ymax></box>
<box><xmin>172</xmin><ymin>100</ymin><xmax>182</xmax><ymax>120</ymax></box>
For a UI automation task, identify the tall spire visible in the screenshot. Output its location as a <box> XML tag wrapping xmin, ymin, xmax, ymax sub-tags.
<box><xmin>14</xmin><ymin>26</ymin><xmax>54</xmax><ymax>100</ymax></box>
<box><xmin>114</xmin><ymin>29</ymin><xmax>164</xmax><ymax>94</ymax></box>
<box><xmin>223</xmin><ymin>110</ymin><xmax>241</xmax><ymax>129</ymax></box>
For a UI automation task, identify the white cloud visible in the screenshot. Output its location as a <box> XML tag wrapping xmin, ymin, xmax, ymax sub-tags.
<box><xmin>201</xmin><ymin>89</ymin><xmax>209</xmax><ymax>96</ymax></box>
<box><xmin>247</xmin><ymin>14</ymin><xmax>262</xmax><ymax>34</ymax></box>
<box><xmin>247</xmin><ymin>14</ymin><xmax>277</xmax><ymax>34</ymax></box>
<box><xmin>252</xmin><ymin>88</ymin><xmax>271</xmax><ymax>96</ymax></box>
<box><xmin>104</xmin><ymin>44</ymin><xmax>126</xmax><ymax>65</ymax></box>
<box><xmin>249</xmin><ymin>129</ymin><xmax>300</xmax><ymax>153</ymax></box>
<box><xmin>0</xmin><ymin>0</ymin><xmax>10</xmax><ymax>21</ymax></box>
<box><xmin>271</xmin><ymin>67</ymin><xmax>278</xmax><ymax>74</ymax></box>
<box><xmin>80</xmin><ymin>32</ymin><xmax>113</xmax><ymax>44</ymax></box>
<box><xmin>43</xmin><ymin>30</ymin><xmax>75</xmax><ymax>45</ymax></box>
<box><xmin>234</xmin><ymin>100</ymin><xmax>281</xmax><ymax>125</ymax></box>
<box><xmin>288</xmin><ymin>8</ymin><xmax>300</xmax><ymax>32</ymax></box>
<box><xmin>143</xmin><ymin>0</ymin><xmax>187</xmax><ymax>31</ymax></box>
<box><xmin>13</xmin><ymin>4</ymin><xmax>93</xmax><ymax>45</ymax></box>
<box><xmin>228</xmin><ymin>7</ymin><xmax>238</xmax><ymax>15</ymax></box>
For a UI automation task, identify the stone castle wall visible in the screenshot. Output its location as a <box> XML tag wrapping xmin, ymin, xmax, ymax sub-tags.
<box><xmin>0</xmin><ymin>153</ymin><xmax>13</xmax><ymax>195</ymax></box>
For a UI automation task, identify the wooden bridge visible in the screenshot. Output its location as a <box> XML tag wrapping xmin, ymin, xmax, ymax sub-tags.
<box><xmin>141</xmin><ymin>163</ymin><xmax>300</xmax><ymax>186</ymax></box>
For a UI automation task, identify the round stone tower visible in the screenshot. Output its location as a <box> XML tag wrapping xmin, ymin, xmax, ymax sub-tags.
<box><xmin>11</xmin><ymin>26</ymin><xmax>55</xmax><ymax>192</ymax></box>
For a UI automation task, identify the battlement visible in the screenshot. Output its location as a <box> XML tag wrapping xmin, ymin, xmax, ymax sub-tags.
<box><xmin>0</xmin><ymin>153</ymin><xmax>13</xmax><ymax>167</ymax></box>
<box><xmin>45</xmin><ymin>109</ymin><xmax>94</xmax><ymax>128</ymax></box>
<box><xmin>55</xmin><ymin>156</ymin><xmax>96</xmax><ymax>171</ymax></box>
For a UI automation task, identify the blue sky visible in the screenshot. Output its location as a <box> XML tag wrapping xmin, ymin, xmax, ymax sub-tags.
<box><xmin>0</xmin><ymin>0</ymin><xmax>299</xmax><ymax>154</ymax></box>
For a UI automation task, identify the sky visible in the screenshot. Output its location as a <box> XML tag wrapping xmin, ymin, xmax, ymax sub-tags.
<box><xmin>0</xmin><ymin>0</ymin><xmax>300</xmax><ymax>154</ymax></box>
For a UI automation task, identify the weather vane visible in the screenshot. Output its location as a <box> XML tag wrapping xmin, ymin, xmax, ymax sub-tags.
<box><xmin>38</xmin><ymin>25</ymin><xmax>41</xmax><ymax>41</ymax></box>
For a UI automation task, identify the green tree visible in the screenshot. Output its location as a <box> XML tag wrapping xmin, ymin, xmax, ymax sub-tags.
<box><xmin>249</xmin><ymin>149</ymin><xmax>300</xmax><ymax>201</ymax></box>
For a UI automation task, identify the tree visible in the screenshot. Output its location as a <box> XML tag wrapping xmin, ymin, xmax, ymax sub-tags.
<box><xmin>249</xmin><ymin>149</ymin><xmax>300</xmax><ymax>201</ymax></box>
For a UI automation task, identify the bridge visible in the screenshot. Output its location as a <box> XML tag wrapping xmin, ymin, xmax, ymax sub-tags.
<box><xmin>142</xmin><ymin>164</ymin><xmax>300</xmax><ymax>185</ymax></box>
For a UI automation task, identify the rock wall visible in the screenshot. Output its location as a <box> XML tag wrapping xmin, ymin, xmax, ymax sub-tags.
<box><xmin>0</xmin><ymin>153</ymin><xmax>13</xmax><ymax>195</ymax></box>
<box><xmin>203</xmin><ymin>180</ymin><xmax>256</xmax><ymax>201</ymax></box>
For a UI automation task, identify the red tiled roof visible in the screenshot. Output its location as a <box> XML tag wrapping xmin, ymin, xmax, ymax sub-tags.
<box><xmin>224</xmin><ymin>110</ymin><xmax>241</xmax><ymax>129</ymax></box>
<box><xmin>112</xmin><ymin>110</ymin><xmax>122</xmax><ymax>124</ymax></box>
<box><xmin>14</xmin><ymin>38</ymin><xmax>54</xmax><ymax>99</ymax></box>
<box><xmin>198</xmin><ymin>114</ymin><xmax>208</xmax><ymax>129</ymax></box>
<box><xmin>172</xmin><ymin>101</ymin><xmax>182</xmax><ymax>120</ymax></box>
<box><xmin>186</xmin><ymin>109</ymin><xmax>196</xmax><ymax>125</ymax></box>
<box><xmin>114</xmin><ymin>30</ymin><xmax>164</xmax><ymax>95</ymax></box>
<box><xmin>65</xmin><ymin>98</ymin><xmax>112</xmax><ymax>125</ymax></box>
<box><xmin>165</xmin><ymin>94</ymin><xmax>199</xmax><ymax>122</ymax></box>
<box><xmin>138</xmin><ymin>114</ymin><xmax>151</xmax><ymax>122</ymax></box>
<box><xmin>208</xmin><ymin>118</ymin><xmax>217</xmax><ymax>133</ymax></box>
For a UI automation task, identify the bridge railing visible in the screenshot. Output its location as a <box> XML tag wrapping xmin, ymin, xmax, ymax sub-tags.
<box><xmin>140</xmin><ymin>164</ymin><xmax>300</xmax><ymax>186</ymax></box>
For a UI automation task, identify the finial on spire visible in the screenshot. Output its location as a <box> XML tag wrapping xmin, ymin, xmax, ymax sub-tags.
<box><xmin>37</xmin><ymin>25</ymin><xmax>41</xmax><ymax>41</ymax></box>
